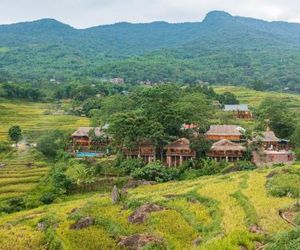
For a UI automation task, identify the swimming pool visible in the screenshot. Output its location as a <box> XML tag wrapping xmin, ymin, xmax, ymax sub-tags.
<box><xmin>76</xmin><ymin>152</ymin><xmax>99</xmax><ymax>158</ymax></box>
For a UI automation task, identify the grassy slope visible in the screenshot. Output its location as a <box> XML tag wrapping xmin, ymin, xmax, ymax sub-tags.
<box><xmin>0</xmin><ymin>100</ymin><xmax>89</xmax><ymax>141</ymax></box>
<box><xmin>0</xmin><ymin>167</ymin><xmax>295</xmax><ymax>250</ymax></box>
<box><xmin>214</xmin><ymin>86</ymin><xmax>300</xmax><ymax>111</ymax></box>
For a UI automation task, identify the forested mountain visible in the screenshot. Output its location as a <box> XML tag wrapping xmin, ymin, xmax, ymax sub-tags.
<box><xmin>1</xmin><ymin>11</ymin><xmax>300</xmax><ymax>91</ymax></box>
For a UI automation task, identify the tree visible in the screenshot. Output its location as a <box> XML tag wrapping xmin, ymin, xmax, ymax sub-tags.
<box><xmin>173</xmin><ymin>92</ymin><xmax>212</xmax><ymax>127</ymax></box>
<box><xmin>8</xmin><ymin>125</ymin><xmax>22</xmax><ymax>146</ymax></box>
<box><xmin>36</xmin><ymin>130</ymin><xmax>68</xmax><ymax>158</ymax></box>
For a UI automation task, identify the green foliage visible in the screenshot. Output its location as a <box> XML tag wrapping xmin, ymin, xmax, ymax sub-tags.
<box><xmin>179</xmin><ymin>159</ymin><xmax>229</xmax><ymax>180</ymax></box>
<box><xmin>119</xmin><ymin>158</ymin><xmax>145</xmax><ymax>175</ymax></box>
<box><xmin>267</xmin><ymin>227</ymin><xmax>300</xmax><ymax>250</ymax></box>
<box><xmin>8</xmin><ymin>125</ymin><xmax>22</xmax><ymax>144</ymax></box>
<box><xmin>131</xmin><ymin>161</ymin><xmax>179</xmax><ymax>182</ymax></box>
<box><xmin>231</xmin><ymin>190</ymin><xmax>259</xmax><ymax>226</ymax></box>
<box><xmin>266</xmin><ymin>169</ymin><xmax>300</xmax><ymax>198</ymax></box>
<box><xmin>36</xmin><ymin>130</ymin><xmax>68</xmax><ymax>159</ymax></box>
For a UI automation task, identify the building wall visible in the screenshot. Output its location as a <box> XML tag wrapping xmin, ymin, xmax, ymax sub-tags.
<box><xmin>206</xmin><ymin>135</ymin><xmax>241</xmax><ymax>141</ymax></box>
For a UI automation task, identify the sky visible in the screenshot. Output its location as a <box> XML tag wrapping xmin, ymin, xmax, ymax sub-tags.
<box><xmin>0</xmin><ymin>0</ymin><xmax>300</xmax><ymax>28</ymax></box>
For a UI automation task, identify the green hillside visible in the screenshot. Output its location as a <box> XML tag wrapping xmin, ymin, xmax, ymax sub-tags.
<box><xmin>1</xmin><ymin>11</ymin><xmax>300</xmax><ymax>91</ymax></box>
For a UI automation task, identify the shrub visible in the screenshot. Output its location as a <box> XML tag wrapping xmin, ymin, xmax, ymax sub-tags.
<box><xmin>266</xmin><ymin>172</ymin><xmax>300</xmax><ymax>198</ymax></box>
<box><xmin>119</xmin><ymin>158</ymin><xmax>145</xmax><ymax>175</ymax></box>
<box><xmin>222</xmin><ymin>161</ymin><xmax>256</xmax><ymax>174</ymax></box>
<box><xmin>131</xmin><ymin>161</ymin><xmax>179</xmax><ymax>182</ymax></box>
<box><xmin>0</xmin><ymin>141</ymin><xmax>10</xmax><ymax>153</ymax></box>
<box><xmin>267</xmin><ymin>227</ymin><xmax>300</xmax><ymax>250</ymax></box>
<box><xmin>40</xmin><ymin>192</ymin><xmax>56</xmax><ymax>205</ymax></box>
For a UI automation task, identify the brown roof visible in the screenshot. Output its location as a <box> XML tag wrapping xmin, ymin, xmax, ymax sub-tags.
<box><xmin>72</xmin><ymin>127</ymin><xmax>104</xmax><ymax>137</ymax></box>
<box><xmin>254</xmin><ymin>131</ymin><xmax>280</xmax><ymax>142</ymax></box>
<box><xmin>206</xmin><ymin>125</ymin><xmax>244</xmax><ymax>136</ymax></box>
<box><xmin>210</xmin><ymin>139</ymin><xmax>246</xmax><ymax>151</ymax></box>
<box><xmin>166</xmin><ymin>138</ymin><xmax>191</xmax><ymax>149</ymax></box>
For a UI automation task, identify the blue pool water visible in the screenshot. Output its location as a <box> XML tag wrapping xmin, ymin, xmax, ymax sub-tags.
<box><xmin>76</xmin><ymin>152</ymin><xmax>99</xmax><ymax>158</ymax></box>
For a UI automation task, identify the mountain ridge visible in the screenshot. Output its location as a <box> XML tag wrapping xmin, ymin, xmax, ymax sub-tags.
<box><xmin>0</xmin><ymin>11</ymin><xmax>300</xmax><ymax>92</ymax></box>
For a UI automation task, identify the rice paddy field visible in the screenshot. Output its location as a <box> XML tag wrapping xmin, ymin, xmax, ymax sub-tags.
<box><xmin>0</xmin><ymin>149</ymin><xmax>49</xmax><ymax>205</ymax></box>
<box><xmin>0</xmin><ymin>167</ymin><xmax>296</xmax><ymax>250</ymax></box>
<box><xmin>0</xmin><ymin>99</ymin><xmax>90</xmax><ymax>141</ymax></box>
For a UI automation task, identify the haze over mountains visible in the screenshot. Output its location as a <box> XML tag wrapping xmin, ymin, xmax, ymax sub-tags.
<box><xmin>0</xmin><ymin>11</ymin><xmax>300</xmax><ymax>92</ymax></box>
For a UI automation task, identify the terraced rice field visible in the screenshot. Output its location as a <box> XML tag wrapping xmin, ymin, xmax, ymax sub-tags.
<box><xmin>0</xmin><ymin>159</ymin><xmax>48</xmax><ymax>203</ymax></box>
<box><xmin>0</xmin><ymin>100</ymin><xmax>89</xmax><ymax>141</ymax></box>
<box><xmin>0</xmin><ymin>167</ymin><xmax>296</xmax><ymax>250</ymax></box>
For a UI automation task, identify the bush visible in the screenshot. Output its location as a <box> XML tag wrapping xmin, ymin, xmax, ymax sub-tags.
<box><xmin>267</xmin><ymin>227</ymin><xmax>300</xmax><ymax>250</ymax></box>
<box><xmin>266</xmin><ymin>171</ymin><xmax>300</xmax><ymax>198</ymax></box>
<box><xmin>222</xmin><ymin>161</ymin><xmax>256</xmax><ymax>174</ymax></box>
<box><xmin>40</xmin><ymin>192</ymin><xmax>56</xmax><ymax>205</ymax></box>
<box><xmin>179</xmin><ymin>159</ymin><xmax>230</xmax><ymax>180</ymax></box>
<box><xmin>131</xmin><ymin>161</ymin><xmax>179</xmax><ymax>182</ymax></box>
<box><xmin>119</xmin><ymin>158</ymin><xmax>145</xmax><ymax>175</ymax></box>
<box><xmin>0</xmin><ymin>141</ymin><xmax>10</xmax><ymax>153</ymax></box>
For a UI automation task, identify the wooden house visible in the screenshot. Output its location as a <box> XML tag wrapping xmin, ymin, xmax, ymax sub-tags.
<box><xmin>252</xmin><ymin>150</ymin><xmax>295</xmax><ymax>167</ymax></box>
<box><xmin>205</xmin><ymin>125</ymin><xmax>245</xmax><ymax>141</ymax></box>
<box><xmin>72</xmin><ymin>127</ymin><xmax>107</xmax><ymax>148</ymax></box>
<box><xmin>224</xmin><ymin>104</ymin><xmax>252</xmax><ymax>119</ymax></box>
<box><xmin>253</xmin><ymin>130</ymin><xmax>281</xmax><ymax>150</ymax></box>
<box><xmin>207</xmin><ymin>139</ymin><xmax>246</xmax><ymax>162</ymax></box>
<box><xmin>165</xmin><ymin>138</ymin><xmax>196</xmax><ymax>167</ymax></box>
<box><xmin>123</xmin><ymin>141</ymin><xmax>156</xmax><ymax>164</ymax></box>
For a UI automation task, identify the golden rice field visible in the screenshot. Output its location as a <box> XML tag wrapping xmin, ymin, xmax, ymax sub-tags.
<box><xmin>0</xmin><ymin>150</ymin><xmax>49</xmax><ymax>203</ymax></box>
<box><xmin>0</xmin><ymin>100</ymin><xmax>90</xmax><ymax>141</ymax></box>
<box><xmin>0</xmin><ymin>167</ymin><xmax>296</xmax><ymax>250</ymax></box>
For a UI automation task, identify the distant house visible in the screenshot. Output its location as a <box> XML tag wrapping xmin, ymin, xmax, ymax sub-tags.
<box><xmin>123</xmin><ymin>141</ymin><xmax>156</xmax><ymax>164</ymax></box>
<box><xmin>205</xmin><ymin>125</ymin><xmax>245</xmax><ymax>141</ymax></box>
<box><xmin>252</xmin><ymin>150</ymin><xmax>295</xmax><ymax>167</ymax></box>
<box><xmin>165</xmin><ymin>138</ymin><xmax>196</xmax><ymax>167</ymax></box>
<box><xmin>253</xmin><ymin>130</ymin><xmax>280</xmax><ymax>150</ymax></box>
<box><xmin>207</xmin><ymin>139</ymin><xmax>246</xmax><ymax>162</ymax></box>
<box><xmin>72</xmin><ymin>127</ymin><xmax>107</xmax><ymax>148</ymax></box>
<box><xmin>224</xmin><ymin>104</ymin><xmax>252</xmax><ymax>119</ymax></box>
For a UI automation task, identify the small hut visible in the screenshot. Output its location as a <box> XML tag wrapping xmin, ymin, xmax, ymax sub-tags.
<box><xmin>72</xmin><ymin>127</ymin><xmax>106</xmax><ymax>148</ymax></box>
<box><xmin>253</xmin><ymin>130</ymin><xmax>280</xmax><ymax>150</ymax></box>
<box><xmin>205</xmin><ymin>125</ymin><xmax>245</xmax><ymax>142</ymax></box>
<box><xmin>224</xmin><ymin>104</ymin><xmax>252</xmax><ymax>119</ymax></box>
<box><xmin>207</xmin><ymin>139</ymin><xmax>246</xmax><ymax>162</ymax></box>
<box><xmin>165</xmin><ymin>138</ymin><xmax>196</xmax><ymax>167</ymax></box>
<box><xmin>123</xmin><ymin>141</ymin><xmax>156</xmax><ymax>164</ymax></box>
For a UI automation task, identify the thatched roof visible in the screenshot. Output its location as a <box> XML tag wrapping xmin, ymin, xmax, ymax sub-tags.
<box><xmin>210</xmin><ymin>139</ymin><xmax>246</xmax><ymax>151</ymax></box>
<box><xmin>206</xmin><ymin>125</ymin><xmax>244</xmax><ymax>136</ymax></box>
<box><xmin>72</xmin><ymin>127</ymin><xmax>104</xmax><ymax>137</ymax></box>
<box><xmin>224</xmin><ymin>104</ymin><xmax>249</xmax><ymax>112</ymax></box>
<box><xmin>166</xmin><ymin>138</ymin><xmax>191</xmax><ymax>149</ymax></box>
<box><xmin>254</xmin><ymin>131</ymin><xmax>280</xmax><ymax>142</ymax></box>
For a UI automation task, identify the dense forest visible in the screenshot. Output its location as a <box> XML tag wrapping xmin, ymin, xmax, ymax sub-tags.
<box><xmin>1</xmin><ymin>11</ymin><xmax>300</xmax><ymax>91</ymax></box>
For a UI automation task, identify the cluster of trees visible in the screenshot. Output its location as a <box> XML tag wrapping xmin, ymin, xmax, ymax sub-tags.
<box><xmin>0</xmin><ymin>83</ymin><xmax>44</xmax><ymax>101</ymax></box>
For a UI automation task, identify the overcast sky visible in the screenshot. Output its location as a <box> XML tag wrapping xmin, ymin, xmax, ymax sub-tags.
<box><xmin>0</xmin><ymin>0</ymin><xmax>299</xmax><ymax>28</ymax></box>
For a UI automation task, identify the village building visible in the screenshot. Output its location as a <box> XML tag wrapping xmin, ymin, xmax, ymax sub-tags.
<box><xmin>252</xmin><ymin>129</ymin><xmax>295</xmax><ymax>166</ymax></box>
<box><xmin>206</xmin><ymin>139</ymin><xmax>246</xmax><ymax>162</ymax></box>
<box><xmin>72</xmin><ymin>127</ymin><xmax>108</xmax><ymax>149</ymax></box>
<box><xmin>253</xmin><ymin>130</ymin><xmax>281</xmax><ymax>150</ymax></box>
<box><xmin>224</xmin><ymin>104</ymin><xmax>252</xmax><ymax>119</ymax></box>
<box><xmin>165</xmin><ymin>138</ymin><xmax>196</xmax><ymax>167</ymax></box>
<box><xmin>205</xmin><ymin>125</ymin><xmax>245</xmax><ymax>142</ymax></box>
<box><xmin>122</xmin><ymin>141</ymin><xmax>156</xmax><ymax>164</ymax></box>
<box><xmin>252</xmin><ymin>150</ymin><xmax>295</xmax><ymax>167</ymax></box>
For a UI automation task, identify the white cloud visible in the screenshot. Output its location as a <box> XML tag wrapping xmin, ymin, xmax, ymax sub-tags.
<box><xmin>0</xmin><ymin>0</ymin><xmax>299</xmax><ymax>28</ymax></box>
